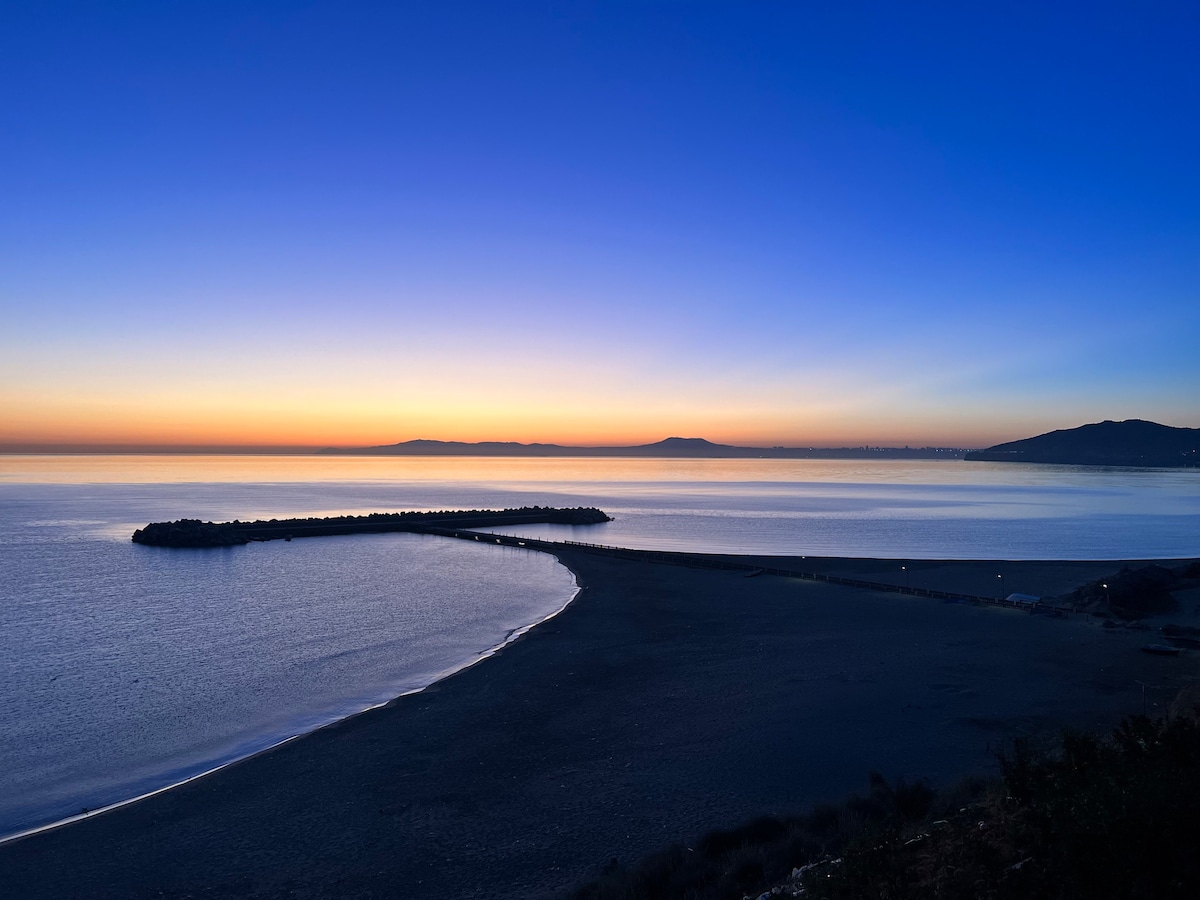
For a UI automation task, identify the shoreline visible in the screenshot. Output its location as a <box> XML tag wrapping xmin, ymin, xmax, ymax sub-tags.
<box><xmin>0</xmin><ymin>554</ymin><xmax>583</xmax><ymax>847</ymax></box>
<box><xmin>1</xmin><ymin>546</ymin><xmax>1196</xmax><ymax>898</ymax></box>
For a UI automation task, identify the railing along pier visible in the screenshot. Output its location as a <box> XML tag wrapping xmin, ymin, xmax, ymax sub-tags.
<box><xmin>418</xmin><ymin>527</ymin><xmax>1055</xmax><ymax>613</ymax></box>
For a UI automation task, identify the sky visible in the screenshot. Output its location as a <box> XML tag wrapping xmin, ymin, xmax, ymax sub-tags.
<box><xmin>1</xmin><ymin>1</ymin><xmax>1197</xmax><ymax>450</ymax></box>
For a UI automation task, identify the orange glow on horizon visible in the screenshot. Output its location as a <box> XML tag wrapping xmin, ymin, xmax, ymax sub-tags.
<box><xmin>0</xmin><ymin>382</ymin><xmax>1076</xmax><ymax>451</ymax></box>
<box><xmin>0</xmin><ymin>414</ymin><xmax>1005</xmax><ymax>452</ymax></box>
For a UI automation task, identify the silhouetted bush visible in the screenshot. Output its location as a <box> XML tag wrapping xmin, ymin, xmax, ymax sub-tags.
<box><xmin>569</xmin><ymin>773</ymin><xmax>933</xmax><ymax>900</ymax></box>
<box><xmin>805</xmin><ymin>715</ymin><xmax>1200</xmax><ymax>900</ymax></box>
<box><xmin>570</xmin><ymin>715</ymin><xmax>1200</xmax><ymax>900</ymax></box>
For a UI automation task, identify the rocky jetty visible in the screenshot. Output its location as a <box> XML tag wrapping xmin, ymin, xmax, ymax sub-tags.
<box><xmin>132</xmin><ymin>518</ymin><xmax>251</xmax><ymax>547</ymax></box>
<box><xmin>132</xmin><ymin>506</ymin><xmax>612</xmax><ymax>548</ymax></box>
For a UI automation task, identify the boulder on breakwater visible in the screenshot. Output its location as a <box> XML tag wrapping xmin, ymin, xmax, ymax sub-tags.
<box><xmin>132</xmin><ymin>519</ymin><xmax>250</xmax><ymax>547</ymax></box>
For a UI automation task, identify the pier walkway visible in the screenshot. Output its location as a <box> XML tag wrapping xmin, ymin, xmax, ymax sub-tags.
<box><xmin>421</xmin><ymin>527</ymin><xmax>1058</xmax><ymax>613</ymax></box>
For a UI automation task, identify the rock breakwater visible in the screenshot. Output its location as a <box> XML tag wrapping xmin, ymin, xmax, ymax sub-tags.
<box><xmin>132</xmin><ymin>507</ymin><xmax>612</xmax><ymax>548</ymax></box>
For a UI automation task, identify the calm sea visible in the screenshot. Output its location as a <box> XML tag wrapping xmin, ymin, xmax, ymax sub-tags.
<box><xmin>1</xmin><ymin>454</ymin><xmax>1197</xmax><ymax>838</ymax></box>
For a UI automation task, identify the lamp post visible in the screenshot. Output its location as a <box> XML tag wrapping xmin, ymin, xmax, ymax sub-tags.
<box><xmin>997</xmin><ymin>573</ymin><xmax>1004</xmax><ymax>600</ymax></box>
<box><xmin>1102</xmin><ymin>583</ymin><xmax>1110</xmax><ymax>607</ymax></box>
<box><xmin>901</xmin><ymin>565</ymin><xmax>909</xmax><ymax>590</ymax></box>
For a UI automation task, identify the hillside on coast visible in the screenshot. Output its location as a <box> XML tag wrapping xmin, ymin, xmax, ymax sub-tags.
<box><xmin>319</xmin><ymin>437</ymin><xmax>964</xmax><ymax>460</ymax></box>
<box><xmin>965</xmin><ymin>420</ymin><xmax>1200</xmax><ymax>468</ymax></box>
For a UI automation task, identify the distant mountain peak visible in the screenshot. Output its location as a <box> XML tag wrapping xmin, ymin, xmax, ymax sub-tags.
<box><xmin>633</xmin><ymin>436</ymin><xmax>740</xmax><ymax>455</ymax></box>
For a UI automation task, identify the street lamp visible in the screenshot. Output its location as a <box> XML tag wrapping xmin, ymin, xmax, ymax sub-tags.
<box><xmin>1102</xmin><ymin>583</ymin><xmax>1110</xmax><ymax>606</ymax></box>
<box><xmin>997</xmin><ymin>573</ymin><xmax>1004</xmax><ymax>599</ymax></box>
<box><xmin>901</xmin><ymin>565</ymin><xmax>909</xmax><ymax>589</ymax></box>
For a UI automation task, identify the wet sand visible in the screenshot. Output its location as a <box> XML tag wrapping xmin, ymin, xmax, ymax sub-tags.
<box><xmin>1</xmin><ymin>550</ymin><xmax>1195</xmax><ymax>899</ymax></box>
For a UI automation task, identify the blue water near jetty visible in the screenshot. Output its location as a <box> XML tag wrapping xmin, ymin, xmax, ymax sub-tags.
<box><xmin>482</xmin><ymin>468</ymin><xmax>1200</xmax><ymax>559</ymax></box>
<box><xmin>1</xmin><ymin>455</ymin><xmax>1197</xmax><ymax>838</ymax></box>
<box><xmin>0</xmin><ymin>473</ymin><xmax>576</xmax><ymax>838</ymax></box>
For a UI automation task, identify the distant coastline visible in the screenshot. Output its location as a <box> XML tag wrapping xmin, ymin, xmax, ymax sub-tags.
<box><xmin>317</xmin><ymin>436</ymin><xmax>967</xmax><ymax>460</ymax></box>
<box><xmin>965</xmin><ymin>419</ymin><xmax>1200</xmax><ymax>469</ymax></box>
<box><xmin>6</xmin><ymin>419</ymin><xmax>1197</xmax><ymax>466</ymax></box>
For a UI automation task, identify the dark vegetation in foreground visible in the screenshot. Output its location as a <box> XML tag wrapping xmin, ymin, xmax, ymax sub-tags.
<box><xmin>571</xmin><ymin>707</ymin><xmax>1200</xmax><ymax>900</ymax></box>
<box><xmin>131</xmin><ymin>506</ymin><xmax>611</xmax><ymax>547</ymax></box>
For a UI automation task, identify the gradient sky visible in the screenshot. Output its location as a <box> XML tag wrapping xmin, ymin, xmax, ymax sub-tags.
<box><xmin>2</xmin><ymin>1</ymin><xmax>1197</xmax><ymax>450</ymax></box>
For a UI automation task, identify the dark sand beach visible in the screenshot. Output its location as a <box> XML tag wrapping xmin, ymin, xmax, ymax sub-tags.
<box><xmin>1</xmin><ymin>549</ymin><xmax>1195</xmax><ymax>899</ymax></box>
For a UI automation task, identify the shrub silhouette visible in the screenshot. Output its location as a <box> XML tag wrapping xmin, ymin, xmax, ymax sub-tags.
<box><xmin>570</xmin><ymin>715</ymin><xmax>1200</xmax><ymax>900</ymax></box>
<box><xmin>808</xmin><ymin>715</ymin><xmax>1200</xmax><ymax>900</ymax></box>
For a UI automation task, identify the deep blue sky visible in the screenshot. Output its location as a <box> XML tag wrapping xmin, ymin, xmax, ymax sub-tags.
<box><xmin>2</xmin><ymin>2</ymin><xmax>1197</xmax><ymax>448</ymax></box>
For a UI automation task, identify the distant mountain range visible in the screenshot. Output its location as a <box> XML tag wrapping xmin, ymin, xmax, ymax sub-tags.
<box><xmin>318</xmin><ymin>437</ymin><xmax>965</xmax><ymax>460</ymax></box>
<box><xmin>965</xmin><ymin>420</ymin><xmax>1200</xmax><ymax>468</ymax></box>
<box><xmin>319</xmin><ymin>422</ymin><xmax>1200</xmax><ymax>466</ymax></box>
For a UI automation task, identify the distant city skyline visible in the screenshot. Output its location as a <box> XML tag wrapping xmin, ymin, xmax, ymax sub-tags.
<box><xmin>3</xmin><ymin>3</ymin><xmax>1197</xmax><ymax>451</ymax></box>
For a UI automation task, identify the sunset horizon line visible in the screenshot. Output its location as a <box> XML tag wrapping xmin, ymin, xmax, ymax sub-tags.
<box><xmin>0</xmin><ymin>434</ymin><xmax>986</xmax><ymax>455</ymax></box>
<box><xmin>6</xmin><ymin>417</ymin><xmax>1195</xmax><ymax>457</ymax></box>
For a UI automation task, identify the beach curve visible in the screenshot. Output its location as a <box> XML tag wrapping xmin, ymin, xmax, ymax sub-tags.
<box><xmin>0</xmin><ymin>545</ymin><xmax>1194</xmax><ymax>899</ymax></box>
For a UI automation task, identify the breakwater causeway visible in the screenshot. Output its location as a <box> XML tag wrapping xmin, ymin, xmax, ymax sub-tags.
<box><xmin>135</xmin><ymin>507</ymin><xmax>1061</xmax><ymax>614</ymax></box>
<box><xmin>131</xmin><ymin>506</ymin><xmax>612</xmax><ymax>547</ymax></box>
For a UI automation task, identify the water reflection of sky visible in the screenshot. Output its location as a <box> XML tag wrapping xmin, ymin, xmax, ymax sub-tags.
<box><xmin>2</xmin><ymin>456</ymin><xmax>1196</xmax><ymax>558</ymax></box>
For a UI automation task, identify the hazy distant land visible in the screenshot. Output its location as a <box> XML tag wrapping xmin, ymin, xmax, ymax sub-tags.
<box><xmin>966</xmin><ymin>419</ymin><xmax>1200</xmax><ymax>468</ymax></box>
<box><xmin>319</xmin><ymin>420</ymin><xmax>1200</xmax><ymax>468</ymax></box>
<box><xmin>6</xmin><ymin>420</ymin><xmax>1197</xmax><ymax>468</ymax></box>
<box><xmin>319</xmin><ymin>436</ymin><xmax>967</xmax><ymax>459</ymax></box>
